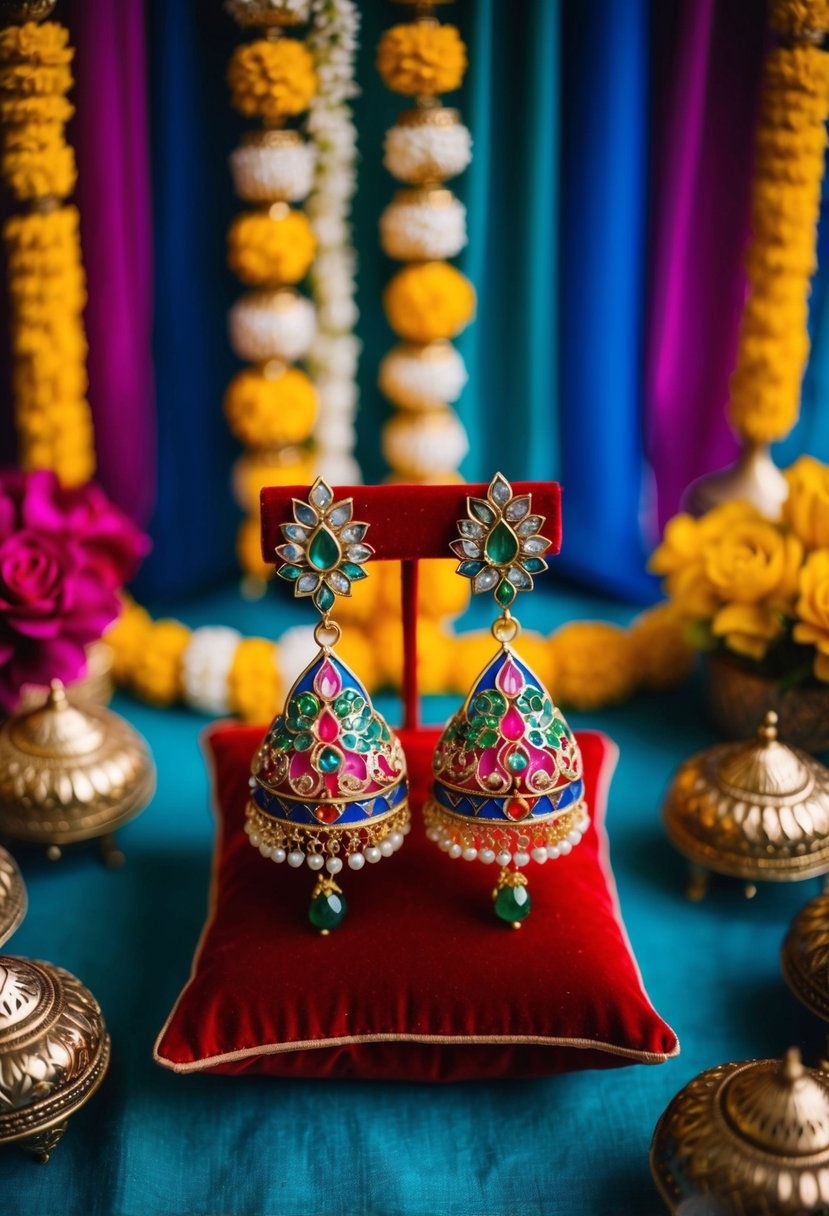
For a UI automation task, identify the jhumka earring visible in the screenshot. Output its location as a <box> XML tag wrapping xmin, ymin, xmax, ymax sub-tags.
<box><xmin>424</xmin><ymin>473</ymin><xmax>588</xmax><ymax>927</ymax></box>
<box><xmin>245</xmin><ymin>477</ymin><xmax>410</xmax><ymax>933</ymax></box>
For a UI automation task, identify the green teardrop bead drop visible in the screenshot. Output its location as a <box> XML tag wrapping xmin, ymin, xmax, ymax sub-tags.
<box><xmin>308</xmin><ymin>526</ymin><xmax>341</xmax><ymax>571</ymax></box>
<box><xmin>494</xmin><ymin>883</ymin><xmax>531</xmax><ymax>924</ymax></box>
<box><xmin>309</xmin><ymin>890</ymin><xmax>347</xmax><ymax>931</ymax></box>
<box><xmin>485</xmin><ymin>520</ymin><xmax>519</xmax><ymax>565</ymax></box>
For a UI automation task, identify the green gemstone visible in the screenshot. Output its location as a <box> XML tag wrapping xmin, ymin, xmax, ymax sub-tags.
<box><xmin>294</xmin><ymin>731</ymin><xmax>314</xmax><ymax>752</ymax></box>
<box><xmin>315</xmin><ymin>584</ymin><xmax>335</xmax><ymax>613</ymax></box>
<box><xmin>309</xmin><ymin>890</ymin><xmax>347</xmax><ymax>931</ymax></box>
<box><xmin>523</xmin><ymin>558</ymin><xmax>546</xmax><ymax>574</ymax></box>
<box><xmin>507</xmin><ymin>750</ymin><xmax>528</xmax><ymax>773</ymax></box>
<box><xmin>485</xmin><ymin>520</ymin><xmax>519</xmax><ymax>565</ymax></box>
<box><xmin>494</xmin><ymin>883</ymin><xmax>531</xmax><ymax>924</ymax></box>
<box><xmin>308</xmin><ymin>526</ymin><xmax>341</xmax><ymax>571</ymax></box>
<box><xmin>318</xmin><ymin>745</ymin><xmax>343</xmax><ymax>774</ymax></box>
<box><xmin>341</xmin><ymin>562</ymin><xmax>366</xmax><ymax>580</ymax></box>
<box><xmin>495</xmin><ymin>579</ymin><xmax>516</xmax><ymax>607</ymax></box>
<box><xmin>296</xmin><ymin>692</ymin><xmax>319</xmax><ymax>717</ymax></box>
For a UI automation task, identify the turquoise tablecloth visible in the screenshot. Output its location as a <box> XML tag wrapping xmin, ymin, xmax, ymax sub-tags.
<box><xmin>2</xmin><ymin>586</ymin><xmax>825</xmax><ymax>1216</ymax></box>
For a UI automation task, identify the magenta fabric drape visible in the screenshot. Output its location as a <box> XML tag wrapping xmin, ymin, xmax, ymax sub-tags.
<box><xmin>69</xmin><ymin>0</ymin><xmax>155</xmax><ymax>526</ymax></box>
<box><xmin>645</xmin><ymin>0</ymin><xmax>766</xmax><ymax>530</ymax></box>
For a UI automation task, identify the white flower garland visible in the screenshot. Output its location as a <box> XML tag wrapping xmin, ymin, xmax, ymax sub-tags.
<box><xmin>306</xmin><ymin>0</ymin><xmax>362</xmax><ymax>484</ymax></box>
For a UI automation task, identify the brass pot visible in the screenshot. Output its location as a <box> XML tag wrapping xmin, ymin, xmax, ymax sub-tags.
<box><xmin>651</xmin><ymin>1048</ymin><xmax>829</xmax><ymax>1213</ymax></box>
<box><xmin>782</xmin><ymin>892</ymin><xmax>829</xmax><ymax>1022</ymax></box>
<box><xmin>0</xmin><ymin>848</ymin><xmax>25</xmax><ymax>949</ymax></box>
<box><xmin>704</xmin><ymin>650</ymin><xmax>829</xmax><ymax>754</ymax></box>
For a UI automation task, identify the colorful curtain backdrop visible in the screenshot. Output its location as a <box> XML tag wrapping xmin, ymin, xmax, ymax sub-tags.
<box><xmin>44</xmin><ymin>0</ymin><xmax>828</xmax><ymax>601</ymax></box>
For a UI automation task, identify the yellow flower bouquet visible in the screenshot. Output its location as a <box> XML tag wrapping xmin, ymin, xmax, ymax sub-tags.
<box><xmin>650</xmin><ymin>455</ymin><xmax>829</xmax><ymax>748</ymax></box>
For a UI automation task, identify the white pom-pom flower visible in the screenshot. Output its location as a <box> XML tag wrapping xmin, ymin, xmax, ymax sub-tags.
<box><xmin>308</xmin><ymin>332</ymin><xmax>360</xmax><ymax>379</ymax></box>
<box><xmin>277</xmin><ymin>626</ymin><xmax>319</xmax><ymax>690</ymax></box>
<box><xmin>229</xmin><ymin>136</ymin><xmax>316</xmax><ymax>203</ymax></box>
<box><xmin>229</xmin><ymin>290</ymin><xmax>316</xmax><ymax>363</ymax></box>
<box><xmin>315</xmin><ymin>414</ymin><xmax>357</xmax><ymax>454</ymax></box>
<box><xmin>384</xmin><ymin>117</ymin><xmax>472</xmax><ymax>185</ymax></box>
<box><xmin>380</xmin><ymin>191</ymin><xmax>467</xmax><ymax>261</ymax></box>
<box><xmin>315</xmin><ymin>451</ymin><xmax>362</xmax><ymax>485</ymax></box>
<box><xmin>379</xmin><ymin>341</ymin><xmax>468</xmax><ymax>411</ymax></box>
<box><xmin>316</xmin><ymin>376</ymin><xmax>358</xmax><ymax>416</ymax></box>
<box><xmin>181</xmin><ymin>626</ymin><xmax>242</xmax><ymax>716</ymax></box>
<box><xmin>382</xmin><ymin>407</ymin><xmax>469</xmax><ymax>478</ymax></box>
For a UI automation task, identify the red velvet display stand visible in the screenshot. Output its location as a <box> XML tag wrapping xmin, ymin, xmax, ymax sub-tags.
<box><xmin>154</xmin><ymin>483</ymin><xmax>678</xmax><ymax>1081</ymax></box>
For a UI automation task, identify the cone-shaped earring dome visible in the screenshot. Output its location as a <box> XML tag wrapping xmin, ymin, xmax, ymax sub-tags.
<box><xmin>432</xmin><ymin>647</ymin><xmax>583</xmax><ymax>828</ymax></box>
<box><xmin>252</xmin><ymin>650</ymin><xmax>408</xmax><ymax>828</ymax></box>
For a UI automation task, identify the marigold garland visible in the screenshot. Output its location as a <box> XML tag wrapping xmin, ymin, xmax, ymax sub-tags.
<box><xmin>727</xmin><ymin>9</ymin><xmax>829</xmax><ymax>445</ymax></box>
<box><xmin>377</xmin><ymin>22</ymin><xmax>467</xmax><ymax>96</ymax></box>
<box><xmin>384</xmin><ymin>261</ymin><xmax>476</xmax><ymax>344</ymax></box>
<box><xmin>224</xmin><ymin>365</ymin><xmax>317</xmax><ymax>447</ymax></box>
<box><xmin>0</xmin><ymin>20</ymin><xmax>94</xmax><ymax>487</ymax></box>
<box><xmin>227</xmin><ymin>37</ymin><xmax>317</xmax><ymax>122</ymax></box>
<box><xmin>227</xmin><ymin>208</ymin><xmax>316</xmax><ymax>287</ymax></box>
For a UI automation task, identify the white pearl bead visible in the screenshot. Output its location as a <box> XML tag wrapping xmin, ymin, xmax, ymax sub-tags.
<box><xmin>348</xmin><ymin>852</ymin><xmax>365</xmax><ymax>870</ymax></box>
<box><xmin>326</xmin><ymin>857</ymin><xmax>343</xmax><ymax>874</ymax></box>
<box><xmin>248</xmin><ymin>777</ymin><xmax>256</xmax><ymax>788</ymax></box>
<box><xmin>547</xmin><ymin>845</ymin><xmax>560</xmax><ymax>860</ymax></box>
<box><xmin>379</xmin><ymin>840</ymin><xmax>394</xmax><ymax>858</ymax></box>
<box><xmin>403</xmin><ymin>822</ymin><xmax>412</xmax><ymax>835</ymax></box>
<box><xmin>258</xmin><ymin>842</ymin><xmax>271</xmax><ymax>857</ymax></box>
<box><xmin>496</xmin><ymin>850</ymin><xmax>511</xmax><ymax>867</ymax></box>
<box><xmin>567</xmin><ymin>830</ymin><xmax>582</xmax><ymax>846</ymax></box>
<box><xmin>448</xmin><ymin>843</ymin><xmax>462</xmax><ymax>859</ymax></box>
<box><xmin>438</xmin><ymin>837</ymin><xmax>452</xmax><ymax>852</ymax></box>
<box><xmin>531</xmin><ymin>847</ymin><xmax>548</xmax><ymax>864</ymax></box>
<box><xmin>559</xmin><ymin>840</ymin><xmax>572</xmax><ymax>856</ymax></box>
<box><xmin>307</xmin><ymin>854</ymin><xmax>324</xmax><ymax>871</ymax></box>
<box><xmin>244</xmin><ymin>820</ymin><xmax>253</xmax><ymax>835</ymax></box>
<box><xmin>272</xmin><ymin>848</ymin><xmax>286</xmax><ymax>864</ymax></box>
<box><xmin>287</xmin><ymin>850</ymin><xmax>304</xmax><ymax>867</ymax></box>
<box><xmin>462</xmin><ymin>847</ymin><xmax>477</xmax><ymax>861</ymax></box>
<box><xmin>514</xmin><ymin>851</ymin><xmax>530</xmax><ymax>868</ymax></box>
<box><xmin>365</xmin><ymin>846</ymin><xmax>381</xmax><ymax>864</ymax></box>
<box><xmin>249</xmin><ymin>832</ymin><xmax>261</xmax><ymax>848</ymax></box>
<box><xmin>389</xmin><ymin>831</ymin><xmax>404</xmax><ymax>850</ymax></box>
<box><xmin>479</xmin><ymin>849</ymin><xmax>495</xmax><ymax>865</ymax></box>
<box><xmin>426</xmin><ymin>828</ymin><xmax>441</xmax><ymax>842</ymax></box>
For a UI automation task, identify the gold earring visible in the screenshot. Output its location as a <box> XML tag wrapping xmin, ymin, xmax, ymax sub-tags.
<box><xmin>424</xmin><ymin>473</ymin><xmax>587</xmax><ymax>927</ymax></box>
<box><xmin>245</xmin><ymin>477</ymin><xmax>410</xmax><ymax>933</ymax></box>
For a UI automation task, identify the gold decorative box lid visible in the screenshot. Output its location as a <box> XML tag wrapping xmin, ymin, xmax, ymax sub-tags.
<box><xmin>0</xmin><ymin>956</ymin><xmax>110</xmax><ymax>1161</ymax></box>
<box><xmin>662</xmin><ymin>711</ymin><xmax>829</xmax><ymax>884</ymax></box>
<box><xmin>0</xmin><ymin>682</ymin><xmax>155</xmax><ymax>848</ymax></box>
<box><xmin>651</xmin><ymin>1048</ymin><xmax>829</xmax><ymax>1214</ymax></box>
<box><xmin>782</xmin><ymin>891</ymin><xmax>829</xmax><ymax>1022</ymax></box>
<box><xmin>0</xmin><ymin>848</ymin><xmax>26</xmax><ymax>949</ymax></box>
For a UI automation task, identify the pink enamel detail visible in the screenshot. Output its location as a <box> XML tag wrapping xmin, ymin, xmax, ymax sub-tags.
<box><xmin>318</xmin><ymin>708</ymin><xmax>339</xmax><ymax>743</ymax></box>
<box><xmin>290</xmin><ymin>750</ymin><xmax>317</xmax><ymax>784</ymax></box>
<box><xmin>314</xmin><ymin>659</ymin><xmax>342</xmax><ymax>701</ymax></box>
<box><xmin>496</xmin><ymin>656</ymin><xmax>524</xmax><ymax>697</ymax></box>
<box><xmin>501</xmin><ymin>705</ymin><xmax>525</xmax><ymax>741</ymax></box>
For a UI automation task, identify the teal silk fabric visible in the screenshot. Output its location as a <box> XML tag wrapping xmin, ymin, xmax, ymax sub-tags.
<box><xmin>3</xmin><ymin>585</ymin><xmax>824</xmax><ymax>1215</ymax></box>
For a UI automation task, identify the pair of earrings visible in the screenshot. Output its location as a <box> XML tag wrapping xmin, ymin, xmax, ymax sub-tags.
<box><xmin>244</xmin><ymin>473</ymin><xmax>588</xmax><ymax>933</ymax></box>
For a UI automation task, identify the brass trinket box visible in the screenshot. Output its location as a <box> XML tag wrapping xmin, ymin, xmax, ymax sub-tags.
<box><xmin>651</xmin><ymin>1048</ymin><xmax>829</xmax><ymax>1214</ymax></box>
<box><xmin>782</xmin><ymin>891</ymin><xmax>829</xmax><ymax>1022</ymax></box>
<box><xmin>0</xmin><ymin>956</ymin><xmax>110</xmax><ymax>1162</ymax></box>
<box><xmin>662</xmin><ymin>711</ymin><xmax>829</xmax><ymax>900</ymax></box>
<box><xmin>0</xmin><ymin>847</ymin><xmax>26</xmax><ymax>949</ymax></box>
<box><xmin>0</xmin><ymin>681</ymin><xmax>155</xmax><ymax>865</ymax></box>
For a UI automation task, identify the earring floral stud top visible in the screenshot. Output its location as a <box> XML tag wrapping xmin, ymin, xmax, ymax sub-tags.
<box><xmin>425</xmin><ymin>473</ymin><xmax>588</xmax><ymax>928</ymax></box>
<box><xmin>245</xmin><ymin>477</ymin><xmax>410</xmax><ymax>934</ymax></box>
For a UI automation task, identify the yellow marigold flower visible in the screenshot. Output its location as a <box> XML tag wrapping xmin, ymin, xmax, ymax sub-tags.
<box><xmin>335</xmin><ymin>628</ymin><xmax>379</xmax><ymax>695</ymax></box>
<box><xmin>0</xmin><ymin>21</ymin><xmax>73</xmax><ymax>67</ymax></box>
<box><xmin>451</xmin><ymin>630</ymin><xmax>498</xmax><ymax>694</ymax></box>
<box><xmin>131</xmin><ymin>619</ymin><xmax>190</xmax><ymax>707</ymax></box>
<box><xmin>379</xmin><ymin>558</ymin><xmax>469</xmax><ymax>620</ymax></box>
<box><xmin>794</xmin><ymin>549</ymin><xmax>829</xmax><ymax>659</ymax></box>
<box><xmin>704</xmin><ymin>518</ymin><xmax>802</xmax><ymax>606</ymax></box>
<box><xmin>232</xmin><ymin>451</ymin><xmax>315</xmax><ymax>512</ymax></box>
<box><xmin>227</xmin><ymin>38</ymin><xmax>316</xmax><ymax>122</ymax></box>
<box><xmin>710</xmin><ymin>602</ymin><xmax>786</xmax><ymax>661</ymax></box>
<box><xmin>549</xmin><ymin>621</ymin><xmax>636</xmax><ymax>711</ymax></box>
<box><xmin>377</xmin><ymin>22</ymin><xmax>467</xmax><ymax>96</ymax></box>
<box><xmin>227</xmin><ymin>209</ymin><xmax>316</xmax><ymax>287</ymax></box>
<box><xmin>769</xmin><ymin>1</ymin><xmax>829</xmax><ymax>37</ymax></box>
<box><xmin>384</xmin><ymin>261</ymin><xmax>475</xmax><ymax>343</ymax></box>
<box><xmin>0</xmin><ymin>63</ymin><xmax>73</xmax><ymax>96</ymax></box>
<box><xmin>1</xmin><ymin>142</ymin><xmax>76</xmax><ymax>201</ymax></box>
<box><xmin>729</xmin><ymin>375</ymin><xmax>803</xmax><ymax>444</ymax></box>
<box><xmin>763</xmin><ymin>45</ymin><xmax>829</xmax><ymax>93</ymax></box>
<box><xmin>783</xmin><ymin>456</ymin><xmax>829</xmax><ymax>551</ymax></box>
<box><xmin>629</xmin><ymin>603</ymin><xmax>696</xmax><ymax>690</ymax></box>
<box><xmin>0</xmin><ymin>92</ymin><xmax>72</xmax><ymax>125</ymax></box>
<box><xmin>228</xmin><ymin>637</ymin><xmax>282</xmax><ymax>725</ymax></box>
<box><xmin>236</xmin><ymin>514</ymin><xmax>273</xmax><ymax>580</ymax></box>
<box><xmin>104</xmin><ymin>596</ymin><xmax>153</xmax><ymax>686</ymax></box>
<box><xmin>224</xmin><ymin>366</ymin><xmax>317</xmax><ymax>448</ymax></box>
<box><xmin>515</xmin><ymin>632</ymin><xmax>557</xmax><ymax>694</ymax></box>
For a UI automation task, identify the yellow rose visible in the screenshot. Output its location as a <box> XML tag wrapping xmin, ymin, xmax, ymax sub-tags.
<box><xmin>549</xmin><ymin>621</ymin><xmax>635</xmax><ymax>711</ymax></box>
<box><xmin>649</xmin><ymin>503</ymin><xmax>761</xmax><ymax>619</ymax></box>
<box><xmin>629</xmin><ymin>603</ymin><xmax>695</xmax><ymax>689</ymax></box>
<box><xmin>783</xmin><ymin>455</ymin><xmax>829</xmax><ymax>550</ymax></box>
<box><xmin>710</xmin><ymin>602</ymin><xmax>786</xmax><ymax>660</ymax></box>
<box><xmin>794</xmin><ymin>550</ymin><xmax>829</xmax><ymax>673</ymax></box>
<box><xmin>704</xmin><ymin>518</ymin><xmax>802</xmax><ymax>605</ymax></box>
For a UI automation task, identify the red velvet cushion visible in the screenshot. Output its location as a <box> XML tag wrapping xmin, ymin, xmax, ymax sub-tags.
<box><xmin>154</xmin><ymin>725</ymin><xmax>678</xmax><ymax>1082</ymax></box>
